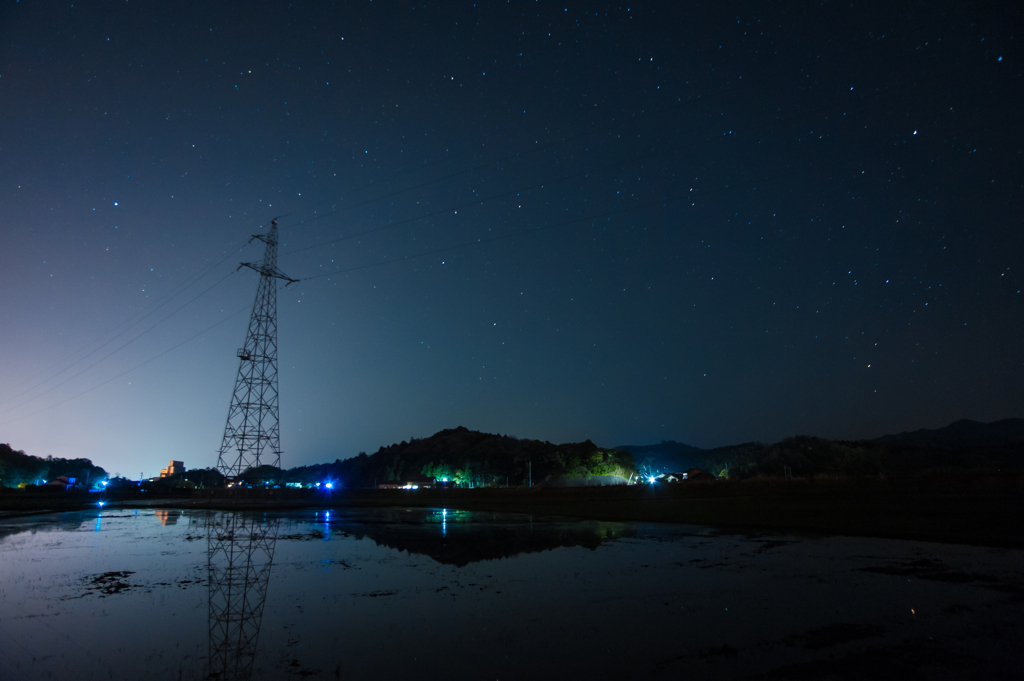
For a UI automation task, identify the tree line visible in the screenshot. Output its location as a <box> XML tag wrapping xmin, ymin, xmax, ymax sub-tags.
<box><xmin>240</xmin><ymin>426</ymin><xmax>638</xmax><ymax>488</ymax></box>
<box><xmin>0</xmin><ymin>443</ymin><xmax>108</xmax><ymax>488</ymax></box>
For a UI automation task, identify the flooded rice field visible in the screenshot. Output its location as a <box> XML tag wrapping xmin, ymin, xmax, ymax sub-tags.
<box><xmin>0</xmin><ymin>507</ymin><xmax>1020</xmax><ymax>680</ymax></box>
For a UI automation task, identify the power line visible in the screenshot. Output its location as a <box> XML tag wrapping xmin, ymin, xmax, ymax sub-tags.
<box><xmin>0</xmin><ymin>269</ymin><xmax>239</xmax><ymax>416</ymax></box>
<box><xmin>295</xmin><ymin>156</ymin><xmax>863</xmax><ymax>283</ymax></box>
<box><xmin>3</xmin><ymin>15</ymin><xmax>956</xmax><ymax>419</ymax></box>
<box><xmin>273</xmin><ymin>11</ymin><xmax>957</xmax><ymax>233</ymax></box>
<box><xmin>296</xmin><ymin>201</ymin><xmax>649</xmax><ymax>281</ymax></box>
<box><xmin>1</xmin><ymin>241</ymin><xmax>258</xmax><ymax>407</ymax></box>
<box><xmin>0</xmin><ymin>302</ymin><xmax>252</xmax><ymax>427</ymax></box>
<box><xmin>277</xmin><ymin>84</ymin><xmax>758</xmax><ymax>235</ymax></box>
<box><xmin>283</xmin><ymin>85</ymin><xmax>882</xmax><ymax>265</ymax></box>
<box><xmin>281</xmin><ymin>149</ymin><xmax>666</xmax><ymax>258</ymax></box>
<box><xmin>5</xmin><ymin>90</ymin><xmax>873</xmax><ymax>415</ymax></box>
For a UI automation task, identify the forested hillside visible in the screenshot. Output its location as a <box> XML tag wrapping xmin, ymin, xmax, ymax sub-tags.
<box><xmin>0</xmin><ymin>443</ymin><xmax>108</xmax><ymax>488</ymax></box>
<box><xmin>282</xmin><ymin>426</ymin><xmax>637</xmax><ymax>487</ymax></box>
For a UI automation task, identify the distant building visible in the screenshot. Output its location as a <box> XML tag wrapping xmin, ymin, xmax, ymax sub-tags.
<box><xmin>378</xmin><ymin>475</ymin><xmax>436</xmax><ymax>489</ymax></box>
<box><xmin>684</xmin><ymin>467</ymin><xmax>717</xmax><ymax>481</ymax></box>
<box><xmin>656</xmin><ymin>468</ymin><xmax>717</xmax><ymax>483</ymax></box>
<box><xmin>44</xmin><ymin>475</ymin><xmax>76</xmax><ymax>491</ymax></box>
<box><xmin>159</xmin><ymin>460</ymin><xmax>186</xmax><ymax>478</ymax></box>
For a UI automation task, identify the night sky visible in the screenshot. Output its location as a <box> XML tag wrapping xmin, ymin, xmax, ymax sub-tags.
<box><xmin>1</xmin><ymin>1</ymin><xmax>1020</xmax><ymax>478</ymax></box>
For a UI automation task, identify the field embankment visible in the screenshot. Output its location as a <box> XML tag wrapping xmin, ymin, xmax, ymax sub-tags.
<box><xmin>2</xmin><ymin>475</ymin><xmax>1021</xmax><ymax>548</ymax></box>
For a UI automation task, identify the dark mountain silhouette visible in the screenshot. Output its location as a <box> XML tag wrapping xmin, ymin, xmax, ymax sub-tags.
<box><xmin>285</xmin><ymin>426</ymin><xmax>637</xmax><ymax>488</ymax></box>
<box><xmin>614</xmin><ymin>419</ymin><xmax>1024</xmax><ymax>480</ymax></box>
<box><xmin>872</xmin><ymin>418</ymin><xmax>1024</xmax><ymax>449</ymax></box>
<box><xmin>279</xmin><ymin>419</ymin><xmax>1021</xmax><ymax>487</ymax></box>
<box><xmin>612</xmin><ymin>440</ymin><xmax>705</xmax><ymax>475</ymax></box>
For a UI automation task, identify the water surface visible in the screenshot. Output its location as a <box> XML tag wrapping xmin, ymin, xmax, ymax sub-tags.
<box><xmin>0</xmin><ymin>507</ymin><xmax>1019</xmax><ymax>679</ymax></box>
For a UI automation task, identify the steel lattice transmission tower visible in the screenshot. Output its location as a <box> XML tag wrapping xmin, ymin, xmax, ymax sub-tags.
<box><xmin>216</xmin><ymin>219</ymin><xmax>297</xmax><ymax>480</ymax></box>
<box><xmin>204</xmin><ymin>512</ymin><xmax>279</xmax><ymax>680</ymax></box>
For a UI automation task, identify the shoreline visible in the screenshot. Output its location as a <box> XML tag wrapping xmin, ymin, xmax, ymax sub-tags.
<box><xmin>3</xmin><ymin>477</ymin><xmax>1022</xmax><ymax>548</ymax></box>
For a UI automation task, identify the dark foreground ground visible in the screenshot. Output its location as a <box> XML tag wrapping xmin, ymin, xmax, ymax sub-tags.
<box><xmin>4</xmin><ymin>506</ymin><xmax>1020</xmax><ymax>680</ymax></box>
<box><xmin>3</xmin><ymin>475</ymin><xmax>1021</xmax><ymax>548</ymax></box>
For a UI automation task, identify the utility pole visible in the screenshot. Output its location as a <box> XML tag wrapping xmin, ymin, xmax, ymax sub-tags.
<box><xmin>216</xmin><ymin>220</ymin><xmax>298</xmax><ymax>481</ymax></box>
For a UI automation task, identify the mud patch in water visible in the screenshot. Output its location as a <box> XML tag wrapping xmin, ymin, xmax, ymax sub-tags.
<box><xmin>85</xmin><ymin>570</ymin><xmax>137</xmax><ymax>597</ymax></box>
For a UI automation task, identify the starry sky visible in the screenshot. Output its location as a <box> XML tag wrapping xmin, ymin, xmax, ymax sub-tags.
<box><xmin>0</xmin><ymin>1</ymin><xmax>1020</xmax><ymax>478</ymax></box>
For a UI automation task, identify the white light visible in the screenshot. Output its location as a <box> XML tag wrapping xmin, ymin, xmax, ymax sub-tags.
<box><xmin>648</xmin><ymin>477</ymin><xmax>656</xmax><ymax>484</ymax></box>
<box><xmin>325</xmin><ymin>482</ymin><xmax>333</xmax><ymax>489</ymax></box>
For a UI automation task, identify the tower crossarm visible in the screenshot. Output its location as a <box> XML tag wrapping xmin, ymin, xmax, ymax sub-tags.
<box><xmin>238</xmin><ymin>261</ymin><xmax>299</xmax><ymax>284</ymax></box>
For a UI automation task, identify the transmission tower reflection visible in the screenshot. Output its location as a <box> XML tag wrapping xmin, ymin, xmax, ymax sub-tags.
<box><xmin>204</xmin><ymin>512</ymin><xmax>280</xmax><ymax>680</ymax></box>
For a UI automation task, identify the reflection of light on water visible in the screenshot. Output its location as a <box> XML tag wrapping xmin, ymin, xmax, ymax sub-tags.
<box><xmin>442</xmin><ymin>508</ymin><xmax>447</xmax><ymax>536</ymax></box>
<box><xmin>314</xmin><ymin>510</ymin><xmax>332</xmax><ymax>540</ymax></box>
<box><xmin>155</xmin><ymin>510</ymin><xmax>180</xmax><ymax>526</ymax></box>
<box><xmin>95</xmin><ymin>516</ymin><xmax>102</xmax><ymax>532</ymax></box>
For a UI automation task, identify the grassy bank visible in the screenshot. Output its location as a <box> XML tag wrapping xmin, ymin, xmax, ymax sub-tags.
<box><xmin>2</xmin><ymin>476</ymin><xmax>1021</xmax><ymax>548</ymax></box>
